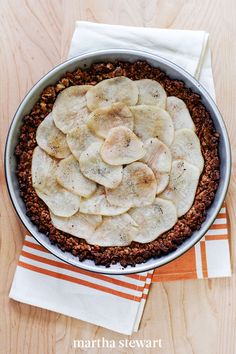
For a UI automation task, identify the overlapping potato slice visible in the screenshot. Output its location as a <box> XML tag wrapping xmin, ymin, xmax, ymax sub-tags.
<box><xmin>36</xmin><ymin>113</ymin><xmax>70</xmax><ymax>159</ymax></box>
<box><xmin>141</xmin><ymin>138</ymin><xmax>172</xmax><ymax>194</ymax></box>
<box><xmin>129</xmin><ymin>198</ymin><xmax>177</xmax><ymax>243</ymax></box>
<box><xmin>79</xmin><ymin>142</ymin><xmax>123</xmax><ymax>188</ymax></box>
<box><xmin>32</xmin><ymin>147</ymin><xmax>80</xmax><ymax>217</ymax></box>
<box><xmin>166</xmin><ymin>96</ymin><xmax>195</xmax><ymax>131</ymax></box>
<box><xmin>170</xmin><ymin>128</ymin><xmax>204</xmax><ymax>172</ymax></box>
<box><xmin>101</xmin><ymin>126</ymin><xmax>146</xmax><ymax>165</ymax></box>
<box><xmin>86</xmin><ymin>213</ymin><xmax>138</xmax><ymax>246</ymax></box>
<box><xmin>52</xmin><ymin>85</ymin><xmax>92</xmax><ymax>133</ymax></box>
<box><xmin>66</xmin><ymin>125</ymin><xmax>103</xmax><ymax>161</ymax></box>
<box><xmin>87</xmin><ymin>102</ymin><xmax>134</xmax><ymax>138</ymax></box>
<box><xmin>106</xmin><ymin>162</ymin><xmax>157</xmax><ymax>208</ymax></box>
<box><xmin>86</xmin><ymin>76</ymin><xmax>138</xmax><ymax>110</ymax></box>
<box><xmin>160</xmin><ymin>160</ymin><xmax>200</xmax><ymax>217</ymax></box>
<box><xmin>32</xmin><ymin>146</ymin><xmax>58</xmax><ymax>193</ymax></box>
<box><xmin>56</xmin><ymin>155</ymin><xmax>97</xmax><ymax>197</ymax></box>
<box><xmin>37</xmin><ymin>189</ymin><xmax>80</xmax><ymax>218</ymax></box>
<box><xmin>50</xmin><ymin>211</ymin><xmax>102</xmax><ymax>239</ymax></box>
<box><xmin>136</xmin><ymin>79</ymin><xmax>167</xmax><ymax>108</ymax></box>
<box><xmin>80</xmin><ymin>186</ymin><xmax>130</xmax><ymax>216</ymax></box>
<box><xmin>130</xmin><ymin>105</ymin><xmax>174</xmax><ymax>146</ymax></box>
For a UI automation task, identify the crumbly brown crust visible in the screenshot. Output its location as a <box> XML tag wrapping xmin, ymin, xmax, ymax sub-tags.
<box><xmin>15</xmin><ymin>61</ymin><xmax>220</xmax><ymax>267</ymax></box>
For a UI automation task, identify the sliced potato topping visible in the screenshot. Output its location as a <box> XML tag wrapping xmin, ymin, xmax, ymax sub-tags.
<box><xmin>87</xmin><ymin>102</ymin><xmax>134</xmax><ymax>138</ymax></box>
<box><xmin>50</xmin><ymin>211</ymin><xmax>102</xmax><ymax>239</ymax></box>
<box><xmin>101</xmin><ymin>126</ymin><xmax>146</xmax><ymax>165</ymax></box>
<box><xmin>160</xmin><ymin>160</ymin><xmax>200</xmax><ymax>217</ymax></box>
<box><xmin>36</xmin><ymin>113</ymin><xmax>71</xmax><ymax>159</ymax></box>
<box><xmin>106</xmin><ymin>162</ymin><xmax>157</xmax><ymax>208</ymax></box>
<box><xmin>86</xmin><ymin>213</ymin><xmax>138</xmax><ymax>247</ymax></box>
<box><xmin>130</xmin><ymin>105</ymin><xmax>174</xmax><ymax>146</ymax></box>
<box><xmin>56</xmin><ymin>155</ymin><xmax>97</xmax><ymax>197</ymax></box>
<box><xmin>129</xmin><ymin>198</ymin><xmax>177</xmax><ymax>243</ymax></box>
<box><xmin>66</xmin><ymin>125</ymin><xmax>103</xmax><ymax>161</ymax></box>
<box><xmin>136</xmin><ymin>79</ymin><xmax>167</xmax><ymax>108</ymax></box>
<box><xmin>86</xmin><ymin>76</ymin><xmax>138</xmax><ymax>110</ymax></box>
<box><xmin>141</xmin><ymin>138</ymin><xmax>172</xmax><ymax>194</ymax></box>
<box><xmin>80</xmin><ymin>186</ymin><xmax>130</xmax><ymax>216</ymax></box>
<box><xmin>166</xmin><ymin>96</ymin><xmax>195</xmax><ymax>131</ymax></box>
<box><xmin>52</xmin><ymin>85</ymin><xmax>92</xmax><ymax>133</ymax></box>
<box><xmin>32</xmin><ymin>74</ymin><xmax>204</xmax><ymax>246</ymax></box>
<box><xmin>79</xmin><ymin>142</ymin><xmax>123</xmax><ymax>188</ymax></box>
<box><xmin>170</xmin><ymin>128</ymin><xmax>204</xmax><ymax>172</ymax></box>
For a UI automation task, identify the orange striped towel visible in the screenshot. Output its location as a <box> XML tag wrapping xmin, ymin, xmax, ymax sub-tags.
<box><xmin>153</xmin><ymin>203</ymin><xmax>231</xmax><ymax>282</ymax></box>
<box><xmin>9</xmin><ymin>235</ymin><xmax>153</xmax><ymax>335</ymax></box>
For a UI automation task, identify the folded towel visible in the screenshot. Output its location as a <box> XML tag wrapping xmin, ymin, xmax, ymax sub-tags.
<box><xmin>153</xmin><ymin>203</ymin><xmax>231</xmax><ymax>281</ymax></box>
<box><xmin>9</xmin><ymin>22</ymin><xmax>231</xmax><ymax>335</ymax></box>
<box><xmin>10</xmin><ymin>235</ymin><xmax>153</xmax><ymax>334</ymax></box>
<box><xmin>69</xmin><ymin>22</ymin><xmax>216</xmax><ymax>100</ymax></box>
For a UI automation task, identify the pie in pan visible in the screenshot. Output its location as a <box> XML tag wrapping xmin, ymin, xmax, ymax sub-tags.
<box><xmin>15</xmin><ymin>61</ymin><xmax>220</xmax><ymax>267</ymax></box>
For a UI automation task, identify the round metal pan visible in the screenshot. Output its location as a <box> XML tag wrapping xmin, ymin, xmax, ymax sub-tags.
<box><xmin>4</xmin><ymin>49</ymin><xmax>231</xmax><ymax>274</ymax></box>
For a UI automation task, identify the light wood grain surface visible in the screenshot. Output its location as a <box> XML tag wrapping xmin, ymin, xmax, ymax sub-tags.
<box><xmin>0</xmin><ymin>1</ymin><xmax>235</xmax><ymax>353</ymax></box>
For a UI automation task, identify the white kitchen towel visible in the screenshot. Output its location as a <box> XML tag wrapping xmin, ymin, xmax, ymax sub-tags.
<box><xmin>10</xmin><ymin>22</ymin><xmax>222</xmax><ymax>335</ymax></box>
<box><xmin>68</xmin><ymin>22</ymin><xmax>216</xmax><ymax>100</ymax></box>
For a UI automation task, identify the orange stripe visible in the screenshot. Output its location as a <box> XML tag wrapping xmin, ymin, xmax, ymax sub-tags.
<box><xmin>125</xmin><ymin>273</ymin><xmax>153</xmax><ymax>281</ymax></box>
<box><xmin>200</xmin><ymin>241</ymin><xmax>208</xmax><ymax>278</ymax></box>
<box><xmin>141</xmin><ymin>287</ymin><xmax>151</xmax><ymax>300</ymax></box>
<box><xmin>18</xmin><ymin>261</ymin><xmax>142</xmax><ymax>302</ymax></box>
<box><xmin>24</xmin><ymin>240</ymin><xmax>49</xmax><ymax>253</ymax></box>
<box><xmin>209</xmin><ymin>224</ymin><xmax>228</xmax><ymax>230</ymax></box>
<box><xmin>205</xmin><ymin>235</ymin><xmax>229</xmax><ymax>241</ymax></box>
<box><xmin>152</xmin><ymin>272</ymin><xmax>198</xmax><ymax>282</ymax></box>
<box><xmin>153</xmin><ymin>246</ymin><xmax>197</xmax><ymax>280</ymax></box>
<box><xmin>21</xmin><ymin>250</ymin><xmax>145</xmax><ymax>292</ymax></box>
<box><xmin>144</xmin><ymin>283</ymin><xmax>151</xmax><ymax>290</ymax></box>
<box><xmin>216</xmin><ymin>213</ymin><xmax>227</xmax><ymax>219</ymax></box>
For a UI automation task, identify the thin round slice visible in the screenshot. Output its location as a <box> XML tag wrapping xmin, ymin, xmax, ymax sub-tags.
<box><xmin>86</xmin><ymin>76</ymin><xmax>138</xmax><ymax>110</ymax></box>
<box><xmin>86</xmin><ymin>214</ymin><xmax>138</xmax><ymax>246</ymax></box>
<box><xmin>141</xmin><ymin>138</ymin><xmax>172</xmax><ymax>194</ymax></box>
<box><xmin>87</xmin><ymin>102</ymin><xmax>134</xmax><ymax>138</ymax></box>
<box><xmin>36</xmin><ymin>113</ymin><xmax>70</xmax><ymax>159</ymax></box>
<box><xmin>106</xmin><ymin>162</ymin><xmax>157</xmax><ymax>208</ymax></box>
<box><xmin>52</xmin><ymin>85</ymin><xmax>92</xmax><ymax>133</ymax></box>
<box><xmin>160</xmin><ymin>160</ymin><xmax>200</xmax><ymax>217</ymax></box>
<box><xmin>37</xmin><ymin>188</ymin><xmax>80</xmax><ymax>217</ymax></box>
<box><xmin>50</xmin><ymin>211</ymin><xmax>102</xmax><ymax>239</ymax></box>
<box><xmin>170</xmin><ymin>128</ymin><xmax>204</xmax><ymax>172</ymax></box>
<box><xmin>129</xmin><ymin>198</ymin><xmax>177</xmax><ymax>243</ymax></box>
<box><xmin>66</xmin><ymin>125</ymin><xmax>103</xmax><ymax>161</ymax></box>
<box><xmin>130</xmin><ymin>105</ymin><xmax>174</xmax><ymax>146</ymax></box>
<box><xmin>32</xmin><ymin>146</ymin><xmax>58</xmax><ymax>193</ymax></box>
<box><xmin>166</xmin><ymin>96</ymin><xmax>195</xmax><ymax>131</ymax></box>
<box><xmin>80</xmin><ymin>186</ymin><xmax>130</xmax><ymax>216</ymax></box>
<box><xmin>32</xmin><ymin>147</ymin><xmax>80</xmax><ymax>217</ymax></box>
<box><xmin>56</xmin><ymin>155</ymin><xmax>97</xmax><ymax>197</ymax></box>
<box><xmin>79</xmin><ymin>142</ymin><xmax>122</xmax><ymax>188</ymax></box>
<box><xmin>101</xmin><ymin>126</ymin><xmax>146</xmax><ymax>165</ymax></box>
<box><xmin>136</xmin><ymin>79</ymin><xmax>167</xmax><ymax>108</ymax></box>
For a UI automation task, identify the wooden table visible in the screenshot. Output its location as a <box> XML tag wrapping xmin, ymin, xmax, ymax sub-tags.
<box><xmin>1</xmin><ymin>1</ymin><xmax>235</xmax><ymax>353</ymax></box>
